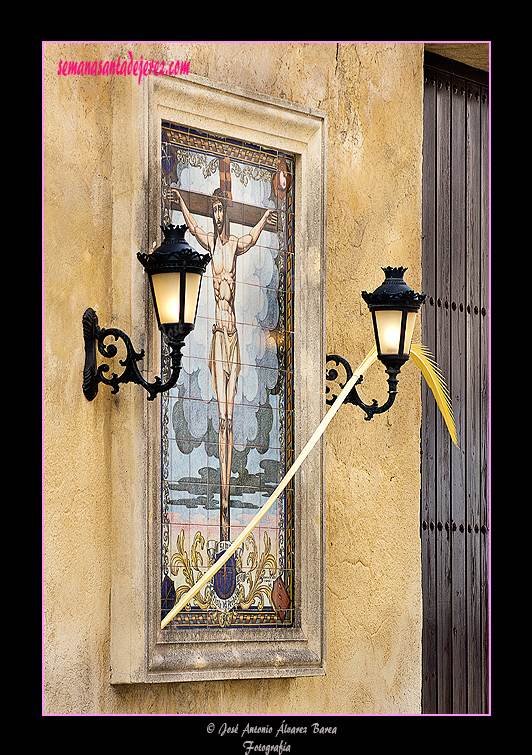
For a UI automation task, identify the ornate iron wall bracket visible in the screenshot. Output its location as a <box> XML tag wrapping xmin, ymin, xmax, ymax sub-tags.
<box><xmin>82</xmin><ymin>308</ymin><xmax>186</xmax><ymax>401</ymax></box>
<box><xmin>325</xmin><ymin>354</ymin><xmax>400</xmax><ymax>421</ymax></box>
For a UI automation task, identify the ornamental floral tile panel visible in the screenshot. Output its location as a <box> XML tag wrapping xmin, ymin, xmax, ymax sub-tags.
<box><xmin>160</xmin><ymin>123</ymin><xmax>295</xmax><ymax>628</ymax></box>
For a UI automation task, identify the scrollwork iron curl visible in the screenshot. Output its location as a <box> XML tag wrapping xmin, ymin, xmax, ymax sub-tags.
<box><xmin>82</xmin><ymin>308</ymin><xmax>186</xmax><ymax>401</ymax></box>
<box><xmin>326</xmin><ymin>354</ymin><xmax>400</xmax><ymax>421</ymax></box>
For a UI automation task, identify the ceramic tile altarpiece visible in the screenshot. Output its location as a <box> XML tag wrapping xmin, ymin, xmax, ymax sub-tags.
<box><xmin>160</xmin><ymin>123</ymin><xmax>295</xmax><ymax>629</ymax></box>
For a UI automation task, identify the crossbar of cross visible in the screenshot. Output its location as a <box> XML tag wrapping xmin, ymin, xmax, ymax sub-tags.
<box><xmin>168</xmin><ymin>188</ymin><xmax>278</xmax><ymax>233</ymax></box>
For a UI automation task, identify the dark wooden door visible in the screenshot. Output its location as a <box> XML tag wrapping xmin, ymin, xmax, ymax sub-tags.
<box><xmin>421</xmin><ymin>53</ymin><xmax>489</xmax><ymax>714</ymax></box>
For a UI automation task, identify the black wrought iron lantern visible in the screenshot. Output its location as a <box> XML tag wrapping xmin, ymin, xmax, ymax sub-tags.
<box><xmin>362</xmin><ymin>266</ymin><xmax>426</xmax><ymax>370</ymax></box>
<box><xmin>326</xmin><ymin>266</ymin><xmax>426</xmax><ymax>420</ymax></box>
<box><xmin>82</xmin><ymin>224</ymin><xmax>211</xmax><ymax>401</ymax></box>
<box><xmin>137</xmin><ymin>224</ymin><xmax>210</xmax><ymax>345</ymax></box>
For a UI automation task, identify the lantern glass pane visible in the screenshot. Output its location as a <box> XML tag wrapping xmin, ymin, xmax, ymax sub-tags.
<box><xmin>374</xmin><ymin>309</ymin><xmax>403</xmax><ymax>355</ymax></box>
<box><xmin>150</xmin><ymin>272</ymin><xmax>181</xmax><ymax>325</ymax></box>
<box><xmin>403</xmin><ymin>311</ymin><xmax>417</xmax><ymax>356</ymax></box>
<box><xmin>184</xmin><ymin>272</ymin><xmax>202</xmax><ymax>324</ymax></box>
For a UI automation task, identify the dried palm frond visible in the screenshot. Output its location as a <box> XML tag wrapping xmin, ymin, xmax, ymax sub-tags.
<box><xmin>410</xmin><ymin>343</ymin><xmax>458</xmax><ymax>448</ymax></box>
<box><xmin>355</xmin><ymin>344</ymin><xmax>378</xmax><ymax>378</ymax></box>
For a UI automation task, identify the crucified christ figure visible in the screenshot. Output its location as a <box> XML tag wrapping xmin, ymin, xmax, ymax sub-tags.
<box><xmin>171</xmin><ymin>187</ymin><xmax>274</xmax><ymax>543</ymax></box>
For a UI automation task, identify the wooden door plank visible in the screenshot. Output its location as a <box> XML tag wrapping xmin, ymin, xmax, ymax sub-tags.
<box><xmin>480</xmin><ymin>84</ymin><xmax>490</xmax><ymax>714</ymax></box>
<box><xmin>465</xmin><ymin>78</ymin><xmax>483</xmax><ymax>714</ymax></box>
<box><xmin>435</xmin><ymin>69</ymin><xmax>453</xmax><ymax>714</ymax></box>
<box><xmin>450</xmin><ymin>73</ymin><xmax>468</xmax><ymax>714</ymax></box>
<box><xmin>421</xmin><ymin>67</ymin><xmax>438</xmax><ymax>715</ymax></box>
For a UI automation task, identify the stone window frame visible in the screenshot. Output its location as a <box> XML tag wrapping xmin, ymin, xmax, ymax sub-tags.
<box><xmin>109</xmin><ymin>72</ymin><xmax>327</xmax><ymax>683</ymax></box>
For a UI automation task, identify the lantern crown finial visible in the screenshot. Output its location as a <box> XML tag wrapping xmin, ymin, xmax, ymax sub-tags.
<box><xmin>382</xmin><ymin>265</ymin><xmax>408</xmax><ymax>279</ymax></box>
<box><xmin>137</xmin><ymin>224</ymin><xmax>211</xmax><ymax>275</ymax></box>
<box><xmin>362</xmin><ymin>266</ymin><xmax>426</xmax><ymax>311</ymax></box>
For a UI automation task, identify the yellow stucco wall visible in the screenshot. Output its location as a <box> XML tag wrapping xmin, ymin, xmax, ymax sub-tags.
<box><xmin>44</xmin><ymin>41</ymin><xmax>425</xmax><ymax>714</ymax></box>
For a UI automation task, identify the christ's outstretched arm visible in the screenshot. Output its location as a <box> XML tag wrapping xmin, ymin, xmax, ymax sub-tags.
<box><xmin>236</xmin><ymin>208</ymin><xmax>275</xmax><ymax>255</ymax></box>
<box><xmin>170</xmin><ymin>189</ymin><xmax>212</xmax><ymax>252</ymax></box>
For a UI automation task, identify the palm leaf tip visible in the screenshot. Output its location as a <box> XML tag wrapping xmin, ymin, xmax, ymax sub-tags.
<box><xmin>410</xmin><ymin>343</ymin><xmax>459</xmax><ymax>448</ymax></box>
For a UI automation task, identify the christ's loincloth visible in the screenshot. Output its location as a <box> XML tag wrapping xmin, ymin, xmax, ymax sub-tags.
<box><xmin>208</xmin><ymin>324</ymin><xmax>241</xmax><ymax>392</ymax></box>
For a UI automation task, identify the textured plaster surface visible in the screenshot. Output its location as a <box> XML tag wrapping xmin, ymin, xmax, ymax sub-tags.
<box><xmin>44</xmin><ymin>41</ymin><xmax>426</xmax><ymax>714</ymax></box>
